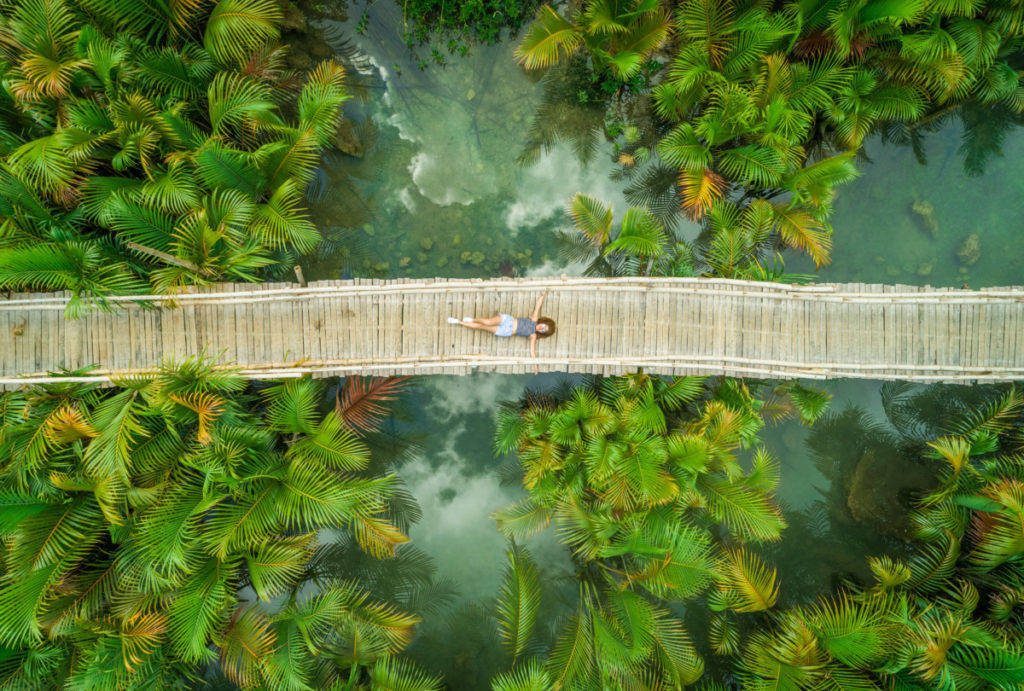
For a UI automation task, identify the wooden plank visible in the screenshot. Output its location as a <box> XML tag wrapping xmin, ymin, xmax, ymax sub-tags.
<box><xmin>6</xmin><ymin>279</ymin><xmax>1024</xmax><ymax>385</ymax></box>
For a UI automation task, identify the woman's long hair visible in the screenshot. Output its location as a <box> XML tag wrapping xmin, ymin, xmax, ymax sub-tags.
<box><xmin>536</xmin><ymin>317</ymin><xmax>556</xmax><ymax>339</ymax></box>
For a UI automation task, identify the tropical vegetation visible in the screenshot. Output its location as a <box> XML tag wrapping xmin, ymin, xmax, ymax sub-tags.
<box><xmin>731</xmin><ymin>386</ymin><xmax>1024</xmax><ymax>689</ymax></box>
<box><xmin>488</xmin><ymin>373</ymin><xmax>829</xmax><ymax>686</ymax></box>
<box><xmin>0</xmin><ymin>360</ymin><xmax>440</xmax><ymax>689</ymax></box>
<box><xmin>0</xmin><ymin>0</ymin><xmax>346</xmax><ymax>316</ymax></box>
<box><xmin>517</xmin><ymin>0</ymin><xmax>1024</xmax><ymax>275</ymax></box>
<box><xmin>1</xmin><ymin>0</ymin><xmax>1023</xmax><ymax>689</ymax></box>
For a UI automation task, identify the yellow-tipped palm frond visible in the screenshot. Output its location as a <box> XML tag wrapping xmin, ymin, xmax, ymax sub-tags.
<box><xmin>515</xmin><ymin>6</ymin><xmax>583</xmax><ymax>70</ymax></box>
<box><xmin>717</xmin><ymin>548</ymin><xmax>779</xmax><ymax>612</ymax></box>
<box><xmin>203</xmin><ymin>0</ymin><xmax>282</xmax><ymax>66</ymax></box>
<box><xmin>772</xmin><ymin>203</ymin><xmax>832</xmax><ymax>268</ymax></box>
<box><xmin>169</xmin><ymin>391</ymin><xmax>225</xmax><ymax>444</ymax></box>
<box><xmin>679</xmin><ymin>168</ymin><xmax>726</xmax><ymax>220</ymax></box>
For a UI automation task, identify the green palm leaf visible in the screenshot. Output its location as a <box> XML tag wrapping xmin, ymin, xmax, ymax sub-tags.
<box><xmin>297</xmin><ymin>60</ymin><xmax>348</xmax><ymax>146</ymax></box>
<box><xmin>203</xmin><ymin>0</ymin><xmax>282</xmax><ymax>65</ymax></box>
<box><xmin>252</xmin><ymin>181</ymin><xmax>321</xmax><ymax>253</ymax></box>
<box><xmin>657</xmin><ymin>123</ymin><xmax>712</xmax><ymax>171</ymax></box>
<box><xmin>648</xmin><ymin>606</ymin><xmax>704</xmax><ymax>686</ymax></box>
<box><xmin>491</xmin><ymin>659</ymin><xmax>554</xmax><ymax>691</ymax></box>
<box><xmin>202</xmin><ymin>482</ymin><xmax>282</xmax><ymax>557</ymax></box>
<box><xmin>207</xmin><ymin>72</ymin><xmax>275</xmax><ymax>135</ymax></box>
<box><xmin>219</xmin><ymin>605</ymin><xmax>276</xmax><ymax>689</ymax></box>
<box><xmin>568</xmin><ymin>193</ymin><xmax>613</xmax><ymax>245</ymax></box>
<box><xmin>260</xmin><ymin>379</ymin><xmax>318</xmax><ymax>434</ymax></box>
<box><xmin>6</xmin><ymin>135</ymin><xmax>72</xmax><ymax>194</ymax></box>
<box><xmin>369</xmin><ymin>656</ymin><xmax>443</xmax><ymax>691</ymax></box>
<box><xmin>717</xmin><ymin>145</ymin><xmax>786</xmax><ymax>187</ymax></box>
<box><xmin>194</xmin><ymin>141</ymin><xmax>267</xmax><ymax>199</ymax></box>
<box><xmin>611</xmin><ymin>9</ymin><xmax>672</xmax><ymax>70</ymax></box>
<box><xmin>515</xmin><ymin>6</ymin><xmax>582</xmax><ymax>70</ymax></box>
<box><xmin>245</xmin><ymin>536</ymin><xmax>314</xmax><ymax>601</ymax></box>
<box><xmin>773</xmin><ymin>203</ymin><xmax>832</xmax><ymax>268</ymax></box>
<box><xmin>809</xmin><ymin>595</ymin><xmax>889</xmax><ymax>667</ymax></box>
<box><xmin>167</xmin><ymin>557</ymin><xmax>235</xmax><ymax>664</ymax></box>
<box><xmin>604</xmin><ymin>207</ymin><xmax>667</xmax><ymax>258</ymax></box>
<box><xmin>546</xmin><ymin>595</ymin><xmax>595</xmax><ymax>688</ymax></box>
<box><xmin>103</xmin><ymin>197</ymin><xmax>178</xmax><ymax>252</ymax></box>
<box><xmin>493</xmin><ymin>499</ymin><xmax>553</xmax><ymax>540</ymax></box>
<box><xmin>700</xmin><ymin>474</ymin><xmax>786</xmax><ymax>542</ymax></box>
<box><xmin>497</xmin><ymin>545</ymin><xmax>541</xmax><ymax>664</ymax></box>
<box><xmin>717</xmin><ymin>548</ymin><xmax>779</xmax><ymax>612</ymax></box>
<box><xmin>285</xmin><ymin>409</ymin><xmax>370</xmax><ymax>471</ymax></box>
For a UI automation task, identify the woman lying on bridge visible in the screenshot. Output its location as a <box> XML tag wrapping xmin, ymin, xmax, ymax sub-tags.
<box><xmin>447</xmin><ymin>289</ymin><xmax>555</xmax><ymax>364</ymax></box>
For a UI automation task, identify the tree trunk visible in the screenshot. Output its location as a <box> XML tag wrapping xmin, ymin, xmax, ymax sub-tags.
<box><xmin>125</xmin><ymin>242</ymin><xmax>212</xmax><ymax>277</ymax></box>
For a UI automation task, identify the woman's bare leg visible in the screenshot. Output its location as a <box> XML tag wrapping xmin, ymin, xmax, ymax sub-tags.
<box><xmin>459</xmin><ymin>321</ymin><xmax>498</xmax><ymax>334</ymax></box>
<box><xmin>462</xmin><ymin>314</ymin><xmax>502</xmax><ymax>326</ymax></box>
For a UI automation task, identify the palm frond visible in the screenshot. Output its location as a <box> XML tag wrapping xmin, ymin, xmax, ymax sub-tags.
<box><xmin>515</xmin><ymin>7</ymin><xmax>582</xmax><ymax>70</ymax></box>
<box><xmin>368</xmin><ymin>656</ymin><xmax>443</xmax><ymax>691</ymax></box>
<box><xmin>335</xmin><ymin>376</ymin><xmax>412</xmax><ymax>434</ymax></box>
<box><xmin>772</xmin><ymin>203</ymin><xmax>832</xmax><ymax>268</ymax></box>
<box><xmin>717</xmin><ymin>548</ymin><xmax>779</xmax><ymax>612</ymax></box>
<box><xmin>568</xmin><ymin>194</ymin><xmax>613</xmax><ymax>245</ymax></box>
<box><xmin>203</xmin><ymin>0</ymin><xmax>282</xmax><ymax>66</ymax></box>
<box><xmin>496</xmin><ymin>545</ymin><xmax>541</xmax><ymax>664</ymax></box>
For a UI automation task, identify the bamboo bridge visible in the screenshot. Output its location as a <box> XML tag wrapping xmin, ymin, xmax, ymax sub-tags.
<box><xmin>1</xmin><ymin>277</ymin><xmax>1023</xmax><ymax>388</ymax></box>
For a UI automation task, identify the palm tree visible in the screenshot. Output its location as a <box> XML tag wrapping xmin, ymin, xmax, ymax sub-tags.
<box><xmin>517</xmin><ymin>0</ymin><xmax>1023</xmax><ymax>277</ymax></box>
<box><xmin>730</xmin><ymin>386</ymin><xmax>1024</xmax><ymax>690</ymax></box>
<box><xmin>0</xmin><ymin>0</ymin><xmax>346</xmax><ymax>315</ymax></box>
<box><xmin>0</xmin><ymin>358</ymin><xmax>438</xmax><ymax>689</ymax></box>
<box><xmin>490</xmin><ymin>546</ymin><xmax>704</xmax><ymax>690</ymax></box>
<box><xmin>491</xmin><ymin>372</ymin><xmax>831</xmax><ymax>673</ymax></box>
<box><xmin>516</xmin><ymin>0</ymin><xmax>672</xmax><ymax>81</ymax></box>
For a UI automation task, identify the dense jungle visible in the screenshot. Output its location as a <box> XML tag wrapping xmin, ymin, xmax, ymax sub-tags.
<box><xmin>1</xmin><ymin>0</ymin><xmax>1024</xmax><ymax>689</ymax></box>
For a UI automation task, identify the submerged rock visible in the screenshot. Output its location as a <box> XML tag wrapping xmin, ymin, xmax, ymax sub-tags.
<box><xmin>333</xmin><ymin>119</ymin><xmax>364</xmax><ymax>158</ymax></box>
<box><xmin>286</xmin><ymin>51</ymin><xmax>311</xmax><ymax>71</ymax></box>
<box><xmin>909</xmin><ymin>199</ymin><xmax>939</xmax><ymax>239</ymax></box>
<box><xmin>957</xmin><ymin>233</ymin><xmax>981</xmax><ymax>266</ymax></box>
<box><xmin>279</xmin><ymin>2</ymin><xmax>307</xmax><ymax>31</ymax></box>
<box><xmin>847</xmin><ymin>448</ymin><xmax>934</xmax><ymax>539</ymax></box>
<box><xmin>309</xmin><ymin>41</ymin><xmax>333</xmax><ymax>60</ymax></box>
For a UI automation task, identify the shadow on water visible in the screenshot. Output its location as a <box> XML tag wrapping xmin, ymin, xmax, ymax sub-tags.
<box><xmin>760</xmin><ymin>380</ymin><xmax>1014</xmax><ymax>609</ymax></box>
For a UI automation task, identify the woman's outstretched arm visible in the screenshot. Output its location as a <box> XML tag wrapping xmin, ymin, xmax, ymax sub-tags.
<box><xmin>529</xmin><ymin>334</ymin><xmax>538</xmax><ymax>373</ymax></box>
<box><xmin>530</xmin><ymin>288</ymin><xmax>549</xmax><ymax>321</ymax></box>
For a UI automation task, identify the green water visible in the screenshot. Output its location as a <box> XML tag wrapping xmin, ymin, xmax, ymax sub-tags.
<box><xmin>303</xmin><ymin>7</ymin><xmax>1024</xmax><ymax>685</ymax></box>
<box><xmin>798</xmin><ymin>127</ymin><xmax>1024</xmax><ymax>287</ymax></box>
<box><xmin>303</xmin><ymin>1</ymin><xmax>627</xmax><ymax>281</ymax></box>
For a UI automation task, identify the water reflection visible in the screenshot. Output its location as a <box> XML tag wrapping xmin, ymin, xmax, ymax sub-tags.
<box><xmin>297</xmin><ymin>3</ymin><xmax>636</xmax><ymax>282</ymax></box>
<box><xmin>763</xmin><ymin>380</ymin><xmax>1013</xmax><ymax>608</ymax></box>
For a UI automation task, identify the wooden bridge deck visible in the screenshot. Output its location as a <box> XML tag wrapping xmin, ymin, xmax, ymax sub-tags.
<box><xmin>1</xmin><ymin>277</ymin><xmax>1023</xmax><ymax>387</ymax></box>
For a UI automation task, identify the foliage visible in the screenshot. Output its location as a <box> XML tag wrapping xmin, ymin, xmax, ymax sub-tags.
<box><xmin>515</xmin><ymin>0</ymin><xmax>671</xmax><ymax>82</ymax></box>
<box><xmin>395</xmin><ymin>0</ymin><xmax>542</xmax><ymax>65</ymax></box>
<box><xmin>0</xmin><ymin>359</ymin><xmax>437</xmax><ymax>689</ymax></box>
<box><xmin>491</xmin><ymin>572</ymin><xmax>705</xmax><ymax>690</ymax></box>
<box><xmin>730</xmin><ymin>386</ymin><xmax>1024</xmax><ymax>690</ymax></box>
<box><xmin>491</xmin><ymin>372</ymin><xmax>832</xmax><ymax>685</ymax></box>
<box><xmin>520</xmin><ymin>0</ymin><xmax>1024</xmax><ymax>275</ymax></box>
<box><xmin>0</xmin><ymin>0</ymin><xmax>346</xmax><ymax>315</ymax></box>
<box><xmin>557</xmin><ymin>192</ymin><xmax>818</xmax><ymax>283</ymax></box>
